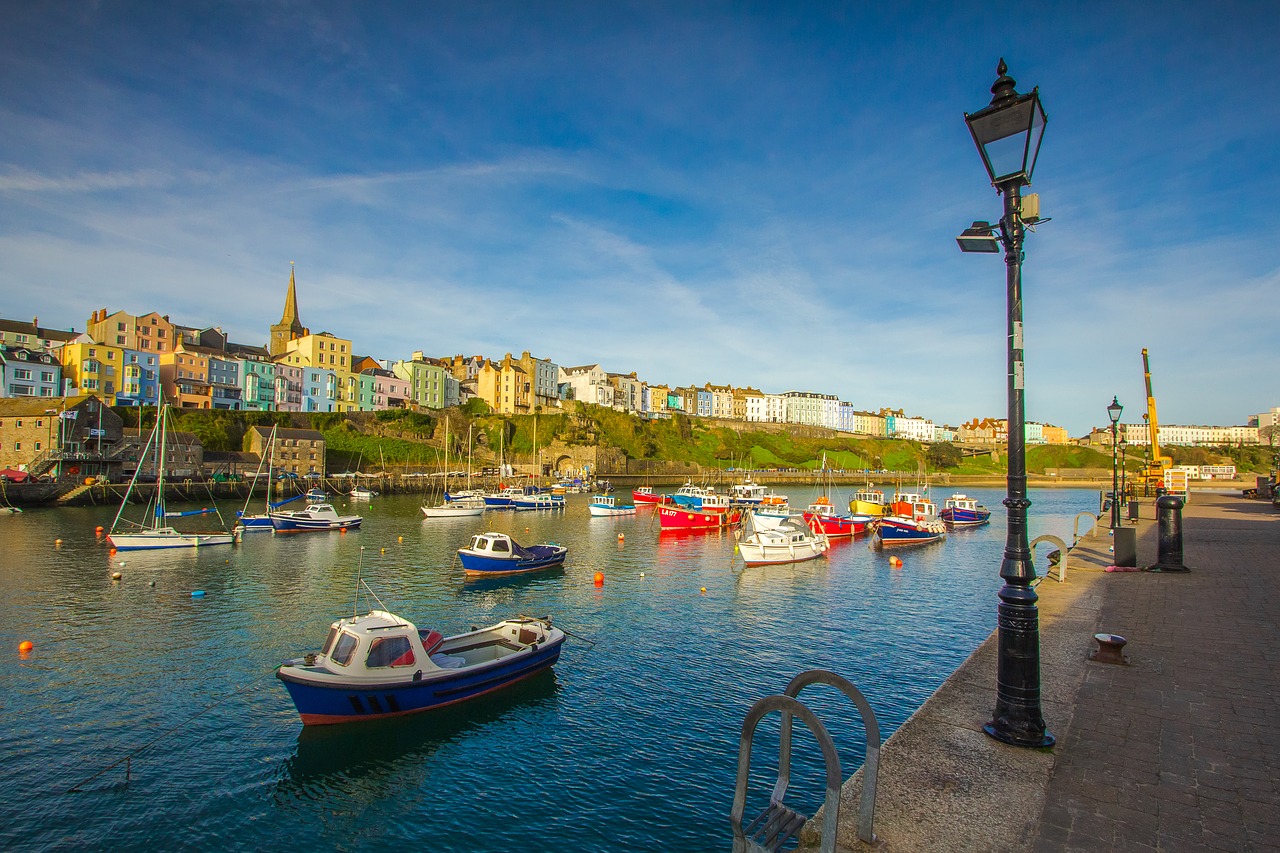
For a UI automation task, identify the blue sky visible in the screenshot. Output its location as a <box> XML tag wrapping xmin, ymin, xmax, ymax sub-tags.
<box><xmin>2</xmin><ymin>2</ymin><xmax>1277</xmax><ymax>437</ymax></box>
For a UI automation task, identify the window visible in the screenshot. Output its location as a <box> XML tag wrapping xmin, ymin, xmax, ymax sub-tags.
<box><xmin>366</xmin><ymin>636</ymin><xmax>415</xmax><ymax>668</ymax></box>
<box><xmin>15</xmin><ymin>420</ymin><xmax>22</xmax><ymax>427</ymax></box>
<box><xmin>330</xmin><ymin>632</ymin><xmax>359</xmax><ymax>665</ymax></box>
<box><xmin>88</xmin><ymin>348</ymin><xmax>96</xmax><ymax>357</ymax></box>
<box><xmin>156</xmin><ymin>329</ymin><xmax>166</xmax><ymax>338</ymax></box>
<box><xmin>13</xmin><ymin>369</ymin><xmax>32</xmax><ymax>380</ymax></box>
<box><xmin>116</xmin><ymin>336</ymin><xmax>125</xmax><ymax>345</ymax></box>
<box><xmin>34</xmin><ymin>442</ymin><xmax>41</xmax><ymax>451</ymax></box>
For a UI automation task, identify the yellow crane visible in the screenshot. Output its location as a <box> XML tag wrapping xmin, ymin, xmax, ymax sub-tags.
<box><xmin>1140</xmin><ymin>347</ymin><xmax>1173</xmax><ymax>489</ymax></box>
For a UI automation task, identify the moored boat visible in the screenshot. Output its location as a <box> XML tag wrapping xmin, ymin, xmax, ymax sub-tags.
<box><xmin>849</xmin><ymin>487</ymin><xmax>889</xmax><ymax>517</ymax></box>
<box><xmin>270</xmin><ymin>503</ymin><xmax>363</xmax><ymax>533</ymax></box>
<box><xmin>350</xmin><ymin>485</ymin><xmax>378</xmax><ymax>499</ymax></box>
<box><xmin>107</xmin><ymin>403</ymin><xmax>237</xmax><ymax>551</ymax></box>
<box><xmin>457</xmin><ymin>532</ymin><xmax>567</xmax><ymax>576</ymax></box>
<box><xmin>669</xmin><ymin>481</ymin><xmax>713</xmax><ymax>509</ymax></box>
<box><xmin>802</xmin><ymin>496</ymin><xmax>872</xmax><ymax>538</ymax></box>
<box><xmin>276</xmin><ymin>608</ymin><xmax>566</xmax><ymax>725</ymax></box>
<box><xmin>941</xmin><ymin>494</ymin><xmax>991</xmax><ymax>528</ymax></box>
<box><xmin>874</xmin><ymin>515</ymin><xmax>947</xmax><ymax>546</ymax></box>
<box><xmin>631</xmin><ymin>486</ymin><xmax>662</xmax><ymax>505</ymax></box>
<box><xmin>738</xmin><ymin>518</ymin><xmax>829</xmax><ymax>566</ymax></box>
<box><xmin>483</xmin><ymin>486</ymin><xmax>531</xmax><ymax>508</ymax></box>
<box><xmin>657</xmin><ymin>500</ymin><xmax>741</xmax><ymax>532</ymax></box>
<box><xmin>421</xmin><ymin>501</ymin><xmax>485</xmax><ymax>519</ymax></box>
<box><xmin>728</xmin><ymin>479</ymin><xmax>767</xmax><ymax>505</ymax></box>
<box><xmin>513</xmin><ymin>492</ymin><xmax>565</xmax><ymax>511</ymax></box>
<box><xmin>588</xmin><ymin>495</ymin><xmax>636</xmax><ymax>517</ymax></box>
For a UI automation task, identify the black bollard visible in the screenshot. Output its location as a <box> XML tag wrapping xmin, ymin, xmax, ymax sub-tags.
<box><xmin>1146</xmin><ymin>495</ymin><xmax>1191</xmax><ymax>573</ymax></box>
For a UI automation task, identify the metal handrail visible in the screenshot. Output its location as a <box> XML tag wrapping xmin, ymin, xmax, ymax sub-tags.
<box><xmin>731</xmin><ymin>695</ymin><xmax>841</xmax><ymax>853</ymax></box>
<box><xmin>782</xmin><ymin>669</ymin><xmax>881</xmax><ymax>845</ymax></box>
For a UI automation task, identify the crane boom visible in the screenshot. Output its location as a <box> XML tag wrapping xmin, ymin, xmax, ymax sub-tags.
<box><xmin>1141</xmin><ymin>348</ymin><xmax>1172</xmax><ymax>485</ymax></box>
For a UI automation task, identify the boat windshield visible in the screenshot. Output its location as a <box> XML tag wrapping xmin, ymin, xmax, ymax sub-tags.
<box><xmin>321</xmin><ymin>626</ymin><xmax>339</xmax><ymax>655</ymax></box>
<box><xmin>490</xmin><ymin>538</ymin><xmax>510</xmax><ymax>553</ymax></box>
<box><xmin>331</xmin><ymin>632</ymin><xmax>359</xmax><ymax>666</ymax></box>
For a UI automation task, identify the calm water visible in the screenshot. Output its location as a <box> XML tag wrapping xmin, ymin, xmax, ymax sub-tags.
<box><xmin>0</xmin><ymin>486</ymin><xmax>1097</xmax><ymax>851</ymax></box>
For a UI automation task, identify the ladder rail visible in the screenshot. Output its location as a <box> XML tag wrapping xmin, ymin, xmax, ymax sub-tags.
<box><xmin>731</xmin><ymin>694</ymin><xmax>842</xmax><ymax>853</ymax></box>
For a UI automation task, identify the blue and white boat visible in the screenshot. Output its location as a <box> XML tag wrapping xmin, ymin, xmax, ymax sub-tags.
<box><xmin>306</xmin><ymin>487</ymin><xmax>329</xmax><ymax>502</ymax></box>
<box><xmin>483</xmin><ymin>486</ymin><xmax>532</xmax><ymax>508</ymax></box>
<box><xmin>670</xmin><ymin>481</ymin><xmax>712</xmax><ymax>509</ymax></box>
<box><xmin>277</xmin><ymin>608</ymin><xmax>565</xmax><ymax>726</ymax></box>
<box><xmin>941</xmin><ymin>494</ymin><xmax>992</xmax><ymax>528</ymax></box>
<box><xmin>270</xmin><ymin>503</ymin><xmax>363</xmax><ymax>533</ymax></box>
<box><xmin>457</xmin><ymin>532</ymin><xmax>567</xmax><ymax>576</ymax></box>
<box><xmin>513</xmin><ymin>492</ymin><xmax>565</xmax><ymax>511</ymax></box>
<box><xmin>875</xmin><ymin>494</ymin><xmax>947</xmax><ymax>546</ymax></box>
<box><xmin>588</xmin><ymin>495</ymin><xmax>636</xmax><ymax>517</ymax></box>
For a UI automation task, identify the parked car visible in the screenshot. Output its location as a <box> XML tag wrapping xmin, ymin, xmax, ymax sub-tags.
<box><xmin>277</xmin><ymin>472</ymin><xmax>298</xmax><ymax>480</ymax></box>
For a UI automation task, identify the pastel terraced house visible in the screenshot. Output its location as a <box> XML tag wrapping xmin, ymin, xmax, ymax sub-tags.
<box><xmin>86</xmin><ymin>308</ymin><xmax>176</xmax><ymax>355</ymax></box>
<box><xmin>59</xmin><ymin>341</ymin><xmax>124</xmax><ymax>404</ymax></box>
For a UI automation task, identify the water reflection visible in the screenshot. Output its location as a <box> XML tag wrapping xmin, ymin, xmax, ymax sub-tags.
<box><xmin>275</xmin><ymin>670</ymin><xmax>559</xmax><ymax>792</ymax></box>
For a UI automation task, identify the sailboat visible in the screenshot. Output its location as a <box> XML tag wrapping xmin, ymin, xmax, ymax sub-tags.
<box><xmin>236</xmin><ymin>424</ymin><xmax>304</xmax><ymax>531</ymax></box>
<box><xmin>423</xmin><ymin>418</ymin><xmax>484</xmax><ymax>518</ymax></box>
<box><xmin>107</xmin><ymin>404</ymin><xmax>237</xmax><ymax>550</ymax></box>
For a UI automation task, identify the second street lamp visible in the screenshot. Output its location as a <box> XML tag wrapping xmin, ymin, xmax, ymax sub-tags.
<box><xmin>958</xmin><ymin>59</ymin><xmax>1053</xmax><ymax>749</ymax></box>
<box><xmin>1108</xmin><ymin>396</ymin><xmax>1123</xmax><ymax>529</ymax></box>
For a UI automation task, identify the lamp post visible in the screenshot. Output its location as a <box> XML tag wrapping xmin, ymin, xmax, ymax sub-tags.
<box><xmin>958</xmin><ymin>59</ymin><xmax>1052</xmax><ymax>748</ymax></box>
<box><xmin>1107</xmin><ymin>396</ymin><xmax>1123</xmax><ymax>529</ymax></box>
<box><xmin>1118</xmin><ymin>439</ymin><xmax>1129</xmax><ymax>511</ymax></box>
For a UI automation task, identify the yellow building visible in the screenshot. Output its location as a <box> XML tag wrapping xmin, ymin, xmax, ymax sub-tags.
<box><xmin>1042</xmin><ymin>424</ymin><xmax>1070</xmax><ymax>445</ymax></box>
<box><xmin>58</xmin><ymin>341</ymin><xmax>124</xmax><ymax>404</ymax></box>
<box><xmin>476</xmin><ymin>355</ymin><xmax>530</xmax><ymax>415</ymax></box>
<box><xmin>278</xmin><ymin>332</ymin><xmax>355</xmax><ymax>410</ymax></box>
<box><xmin>86</xmin><ymin>308</ymin><xmax>176</xmax><ymax>354</ymax></box>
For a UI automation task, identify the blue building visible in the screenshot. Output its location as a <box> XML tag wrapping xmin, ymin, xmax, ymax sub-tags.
<box><xmin>116</xmin><ymin>349</ymin><xmax>161</xmax><ymax>407</ymax></box>
<box><xmin>0</xmin><ymin>346</ymin><xmax>62</xmax><ymax>398</ymax></box>
<box><xmin>302</xmin><ymin>367</ymin><xmax>337</xmax><ymax>413</ymax></box>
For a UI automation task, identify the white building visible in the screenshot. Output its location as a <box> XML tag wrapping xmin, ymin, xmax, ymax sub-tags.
<box><xmin>560</xmin><ymin>364</ymin><xmax>615</xmax><ymax>407</ymax></box>
<box><xmin>746</xmin><ymin>393</ymin><xmax>786</xmax><ymax>423</ymax></box>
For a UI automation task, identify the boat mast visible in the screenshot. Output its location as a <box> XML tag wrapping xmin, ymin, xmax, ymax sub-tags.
<box><xmin>109</xmin><ymin>407</ymin><xmax>160</xmax><ymax>533</ymax></box>
<box><xmin>154</xmin><ymin>404</ymin><xmax>169</xmax><ymax>527</ymax></box>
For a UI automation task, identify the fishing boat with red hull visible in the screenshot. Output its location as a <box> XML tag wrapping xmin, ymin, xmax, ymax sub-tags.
<box><xmin>658</xmin><ymin>495</ymin><xmax>741</xmax><ymax>532</ymax></box>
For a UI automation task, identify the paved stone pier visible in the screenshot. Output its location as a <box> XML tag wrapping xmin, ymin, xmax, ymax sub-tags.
<box><xmin>794</xmin><ymin>491</ymin><xmax>1279</xmax><ymax>852</ymax></box>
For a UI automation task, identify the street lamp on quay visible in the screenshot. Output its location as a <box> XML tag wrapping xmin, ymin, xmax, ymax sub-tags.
<box><xmin>1108</xmin><ymin>396</ymin><xmax>1123</xmax><ymax>529</ymax></box>
<box><xmin>957</xmin><ymin>59</ymin><xmax>1053</xmax><ymax>749</ymax></box>
<box><xmin>1118</xmin><ymin>439</ymin><xmax>1129</xmax><ymax>510</ymax></box>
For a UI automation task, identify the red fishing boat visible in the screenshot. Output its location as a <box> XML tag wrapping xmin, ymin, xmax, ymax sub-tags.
<box><xmin>632</xmin><ymin>486</ymin><xmax>663</xmax><ymax>505</ymax></box>
<box><xmin>658</xmin><ymin>495</ymin><xmax>741</xmax><ymax>532</ymax></box>
<box><xmin>801</xmin><ymin>496</ymin><xmax>873</xmax><ymax>538</ymax></box>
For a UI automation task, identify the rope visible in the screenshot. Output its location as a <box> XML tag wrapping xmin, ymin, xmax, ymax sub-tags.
<box><xmin>66</xmin><ymin>665</ymin><xmax>281</xmax><ymax>793</ymax></box>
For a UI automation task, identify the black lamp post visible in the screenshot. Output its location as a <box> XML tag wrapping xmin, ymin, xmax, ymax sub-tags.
<box><xmin>958</xmin><ymin>59</ymin><xmax>1052</xmax><ymax>748</ymax></box>
<box><xmin>1118</xmin><ymin>439</ymin><xmax>1129</xmax><ymax>509</ymax></box>
<box><xmin>1107</xmin><ymin>396</ymin><xmax>1123</xmax><ymax>529</ymax></box>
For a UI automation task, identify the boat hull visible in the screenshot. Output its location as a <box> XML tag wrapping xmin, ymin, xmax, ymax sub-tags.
<box><xmin>107</xmin><ymin>529</ymin><xmax>235</xmax><ymax>550</ymax></box>
<box><xmin>802</xmin><ymin>512</ymin><xmax>869</xmax><ymax>538</ymax></box>
<box><xmin>588</xmin><ymin>503</ymin><xmax>636</xmax><ymax>516</ymax></box>
<box><xmin>235</xmin><ymin>513</ymin><xmax>275</xmax><ymax>531</ymax></box>
<box><xmin>875</xmin><ymin>517</ymin><xmax>946</xmax><ymax>546</ymax></box>
<box><xmin>421</xmin><ymin>504</ymin><xmax>485</xmax><ymax>518</ymax></box>
<box><xmin>941</xmin><ymin>508</ymin><xmax>991</xmax><ymax>527</ymax></box>
<box><xmin>658</xmin><ymin>504</ymin><xmax>741</xmax><ymax>531</ymax></box>
<box><xmin>739</xmin><ymin>542</ymin><xmax>828</xmax><ymax>567</ymax></box>
<box><xmin>458</xmin><ymin>546</ymin><xmax>567</xmax><ymax>576</ymax></box>
<box><xmin>277</xmin><ymin>635</ymin><xmax>565</xmax><ymax>725</ymax></box>
<box><xmin>631</xmin><ymin>489</ymin><xmax>661</xmax><ymax>505</ymax></box>
<box><xmin>270</xmin><ymin>517</ymin><xmax>362</xmax><ymax>532</ymax></box>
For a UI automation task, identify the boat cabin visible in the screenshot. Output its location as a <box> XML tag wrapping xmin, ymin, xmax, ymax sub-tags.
<box><xmin>316</xmin><ymin>610</ymin><xmax>457</xmax><ymax>678</ymax></box>
<box><xmin>890</xmin><ymin>493</ymin><xmax>938</xmax><ymax>522</ymax></box>
<box><xmin>463</xmin><ymin>532</ymin><xmax>519</xmax><ymax>559</ymax></box>
<box><xmin>591</xmin><ymin>495</ymin><xmax>616</xmax><ymax>507</ymax></box>
<box><xmin>944</xmin><ymin>495</ymin><xmax>979</xmax><ymax>512</ymax></box>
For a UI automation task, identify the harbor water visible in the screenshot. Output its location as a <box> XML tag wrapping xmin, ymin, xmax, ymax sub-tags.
<box><xmin>1</xmin><ymin>486</ymin><xmax>1099</xmax><ymax>851</ymax></box>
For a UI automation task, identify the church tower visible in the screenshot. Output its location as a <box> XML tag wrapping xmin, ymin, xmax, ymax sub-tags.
<box><xmin>269</xmin><ymin>263</ymin><xmax>306</xmax><ymax>357</ymax></box>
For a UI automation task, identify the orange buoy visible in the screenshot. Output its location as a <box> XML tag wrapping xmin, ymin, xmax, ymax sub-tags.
<box><xmin>109</xmin><ymin>548</ymin><xmax>117</xmax><ymax>555</ymax></box>
<box><xmin>111</xmin><ymin>571</ymin><xmax>122</xmax><ymax>581</ymax></box>
<box><xmin>340</xmin><ymin>528</ymin><xmax>347</xmax><ymax>535</ymax></box>
<box><xmin>95</xmin><ymin>526</ymin><xmax>104</xmax><ymax>535</ymax></box>
<box><xmin>617</xmin><ymin>533</ymin><xmax>624</xmax><ymax>542</ymax></box>
<box><xmin>889</xmin><ymin>556</ymin><xmax>903</xmax><ymax>568</ymax></box>
<box><xmin>397</xmin><ymin>536</ymin><xmax>403</xmax><ymax>543</ymax></box>
<box><xmin>593</xmin><ymin>571</ymin><xmax>604</xmax><ymax>586</ymax></box>
<box><xmin>700</xmin><ymin>587</ymin><xmax>707</xmax><ymax>594</ymax></box>
<box><xmin>19</xmin><ymin>640</ymin><xmax>33</xmax><ymax>653</ymax></box>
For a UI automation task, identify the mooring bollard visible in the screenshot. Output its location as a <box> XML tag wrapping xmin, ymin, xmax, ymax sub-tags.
<box><xmin>1146</xmin><ymin>495</ymin><xmax>1190</xmax><ymax>573</ymax></box>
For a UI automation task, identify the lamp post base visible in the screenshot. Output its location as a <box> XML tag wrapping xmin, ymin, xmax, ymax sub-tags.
<box><xmin>983</xmin><ymin>720</ymin><xmax>1055</xmax><ymax>748</ymax></box>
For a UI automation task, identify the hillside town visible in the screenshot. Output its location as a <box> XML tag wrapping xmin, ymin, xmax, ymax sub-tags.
<box><xmin>1</xmin><ymin>267</ymin><xmax>1275</xmax><ymax>481</ymax></box>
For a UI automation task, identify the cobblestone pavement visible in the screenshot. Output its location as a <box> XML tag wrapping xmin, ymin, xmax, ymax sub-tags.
<box><xmin>1032</xmin><ymin>493</ymin><xmax>1280</xmax><ymax>852</ymax></box>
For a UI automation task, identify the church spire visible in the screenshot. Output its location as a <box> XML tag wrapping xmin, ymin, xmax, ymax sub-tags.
<box><xmin>281</xmin><ymin>261</ymin><xmax>300</xmax><ymax>325</ymax></box>
<box><xmin>269</xmin><ymin>262</ymin><xmax>306</xmax><ymax>357</ymax></box>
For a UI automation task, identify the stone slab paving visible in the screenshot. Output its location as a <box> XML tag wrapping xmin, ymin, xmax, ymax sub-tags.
<box><xmin>1033</xmin><ymin>493</ymin><xmax>1280</xmax><ymax>853</ymax></box>
<box><xmin>793</xmin><ymin>492</ymin><xmax>1277</xmax><ymax>852</ymax></box>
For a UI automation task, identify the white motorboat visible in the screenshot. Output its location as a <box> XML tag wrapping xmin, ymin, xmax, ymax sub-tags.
<box><xmin>738</xmin><ymin>518</ymin><xmax>829</xmax><ymax>567</ymax></box>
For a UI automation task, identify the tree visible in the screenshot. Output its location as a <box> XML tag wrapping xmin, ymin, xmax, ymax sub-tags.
<box><xmin>461</xmin><ymin>397</ymin><xmax>490</xmax><ymax>416</ymax></box>
<box><xmin>925</xmin><ymin>442</ymin><xmax>962</xmax><ymax>470</ymax></box>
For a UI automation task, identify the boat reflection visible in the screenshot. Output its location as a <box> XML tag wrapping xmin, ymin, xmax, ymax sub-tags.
<box><xmin>274</xmin><ymin>669</ymin><xmax>559</xmax><ymax>794</ymax></box>
<box><xmin>456</xmin><ymin>565</ymin><xmax>565</xmax><ymax>595</ymax></box>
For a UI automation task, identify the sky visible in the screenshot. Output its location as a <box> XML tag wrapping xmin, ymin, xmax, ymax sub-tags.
<box><xmin>1</xmin><ymin>1</ymin><xmax>1277</xmax><ymax>437</ymax></box>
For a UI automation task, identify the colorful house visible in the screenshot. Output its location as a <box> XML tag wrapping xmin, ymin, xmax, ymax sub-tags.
<box><xmin>116</xmin><ymin>349</ymin><xmax>161</xmax><ymax>407</ymax></box>
<box><xmin>0</xmin><ymin>316</ymin><xmax>78</xmax><ymax>352</ymax></box>
<box><xmin>86</xmin><ymin>308</ymin><xmax>176</xmax><ymax>355</ymax></box>
<box><xmin>59</xmin><ymin>341</ymin><xmax>124</xmax><ymax>404</ymax></box>
<box><xmin>1</xmin><ymin>347</ymin><xmax>62</xmax><ymax>399</ymax></box>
